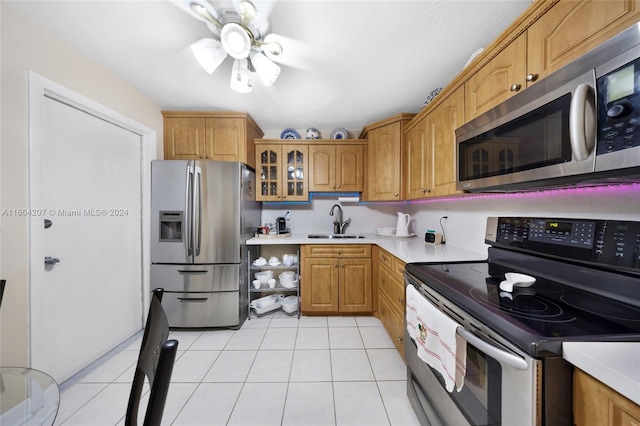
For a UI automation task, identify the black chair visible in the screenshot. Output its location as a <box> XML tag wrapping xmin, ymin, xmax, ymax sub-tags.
<box><xmin>125</xmin><ymin>288</ymin><xmax>178</xmax><ymax>426</ymax></box>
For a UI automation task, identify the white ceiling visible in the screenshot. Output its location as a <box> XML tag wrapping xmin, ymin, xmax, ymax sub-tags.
<box><xmin>7</xmin><ymin>0</ymin><xmax>531</xmax><ymax>134</ymax></box>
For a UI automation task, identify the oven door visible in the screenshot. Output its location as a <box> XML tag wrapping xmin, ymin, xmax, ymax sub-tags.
<box><xmin>405</xmin><ymin>330</ymin><xmax>541</xmax><ymax>426</ymax></box>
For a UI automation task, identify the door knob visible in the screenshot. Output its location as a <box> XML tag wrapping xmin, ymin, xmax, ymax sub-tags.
<box><xmin>44</xmin><ymin>256</ymin><xmax>60</xmax><ymax>265</ymax></box>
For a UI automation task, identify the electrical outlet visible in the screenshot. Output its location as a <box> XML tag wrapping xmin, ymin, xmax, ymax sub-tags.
<box><xmin>445</xmin><ymin>209</ymin><xmax>451</xmax><ymax>223</ymax></box>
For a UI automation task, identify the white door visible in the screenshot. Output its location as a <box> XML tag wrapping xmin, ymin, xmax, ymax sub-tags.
<box><xmin>30</xmin><ymin>95</ymin><xmax>144</xmax><ymax>382</ymax></box>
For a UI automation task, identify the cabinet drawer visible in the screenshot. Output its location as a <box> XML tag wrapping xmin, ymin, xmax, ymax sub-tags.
<box><xmin>392</xmin><ymin>257</ymin><xmax>406</xmax><ymax>281</ymax></box>
<box><xmin>378</xmin><ymin>249</ymin><xmax>394</xmax><ymax>271</ymax></box>
<box><xmin>379</xmin><ymin>265</ymin><xmax>405</xmax><ymax>313</ymax></box>
<box><xmin>302</xmin><ymin>244</ymin><xmax>371</xmax><ymax>258</ymax></box>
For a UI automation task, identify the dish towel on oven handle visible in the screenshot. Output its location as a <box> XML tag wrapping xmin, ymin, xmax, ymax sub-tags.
<box><xmin>406</xmin><ymin>284</ymin><xmax>467</xmax><ymax>392</ymax></box>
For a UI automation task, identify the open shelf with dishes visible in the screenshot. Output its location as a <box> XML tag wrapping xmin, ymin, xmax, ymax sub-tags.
<box><xmin>248</xmin><ymin>245</ymin><xmax>300</xmax><ymax>319</ymax></box>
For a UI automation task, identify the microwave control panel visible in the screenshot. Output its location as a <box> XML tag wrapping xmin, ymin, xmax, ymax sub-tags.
<box><xmin>597</xmin><ymin>56</ymin><xmax>640</xmax><ymax>155</ymax></box>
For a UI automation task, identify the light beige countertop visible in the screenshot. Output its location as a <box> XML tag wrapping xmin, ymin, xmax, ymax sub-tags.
<box><xmin>247</xmin><ymin>233</ymin><xmax>486</xmax><ymax>264</ymax></box>
<box><xmin>563</xmin><ymin>342</ymin><xmax>640</xmax><ymax>405</ymax></box>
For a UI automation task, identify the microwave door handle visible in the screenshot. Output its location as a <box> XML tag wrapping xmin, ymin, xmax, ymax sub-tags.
<box><xmin>185</xmin><ymin>164</ymin><xmax>193</xmax><ymax>256</ymax></box>
<box><xmin>457</xmin><ymin>327</ymin><xmax>528</xmax><ymax>370</ymax></box>
<box><xmin>569</xmin><ymin>83</ymin><xmax>596</xmax><ymax>162</ymax></box>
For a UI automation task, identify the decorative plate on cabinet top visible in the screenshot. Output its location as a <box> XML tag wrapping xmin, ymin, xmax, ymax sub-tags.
<box><xmin>424</xmin><ymin>88</ymin><xmax>442</xmax><ymax>105</ymax></box>
<box><xmin>280</xmin><ymin>128</ymin><xmax>301</xmax><ymax>139</ymax></box>
<box><xmin>330</xmin><ymin>128</ymin><xmax>349</xmax><ymax>140</ymax></box>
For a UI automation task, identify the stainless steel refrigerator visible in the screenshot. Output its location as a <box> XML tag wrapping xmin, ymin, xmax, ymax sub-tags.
<box><xmin>150</xmin><ymin>161</ymin><xmax>260</xmax><ymax>328</ymax></box>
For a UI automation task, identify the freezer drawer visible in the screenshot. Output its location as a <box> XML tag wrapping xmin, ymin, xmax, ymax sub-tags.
<box><xmin>162</xmin><ymin>291</ymin><xmax>242</xmax><ymax>328</ymax></box>
<box><xmin>151</xmin><ymin>264</ymin><xmax>240</xmax><ymax>292</ymax></box>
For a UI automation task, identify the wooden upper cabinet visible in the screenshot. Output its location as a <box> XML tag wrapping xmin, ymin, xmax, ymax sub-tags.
<box><xmin>464</xmin><ymin>34</ymin><xmax>527</xmax><ymax>121</ymax></box>
<box><xmin>405</xmin><ymin>116</ymin><xmax>431</xmax><ymax>199</ymax></box>
<box><xmin>255</xmin><ymin>141</ymin><xmax>308</xmax><ymax>202</ymax></box>
<box><xmin>361</xmin><ymin>114</ymin><xmax>415</xmax><ymax>201</ymax></box>
<box><xmin>429</xmin><ymin>87</ymin><xmax>465</xmax><ymax>197</ymax></box>
<box><xmin>163</xmin><ymin>117</ymin><xmax>206</xmax><ymax>160</ymax></box>
<box><xmin>163</xmin><ymin>111</ymin><xmax>263</xmax><ymax>167</ymax></box>
<box><xmin>308</xmin><ymin>143</ymin><xmax>365</xmax><ymax>192</ymax></box>
<box><xmin>527</xmin><ymin>0</ymin><xmax>640</xmax><ymax>83</ymax></box>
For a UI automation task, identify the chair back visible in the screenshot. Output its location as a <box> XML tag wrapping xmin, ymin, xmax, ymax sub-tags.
<box><xmin>125</xmin><ymin>288</ymin><xmax>178</xmax><ymax>426</ymax></box>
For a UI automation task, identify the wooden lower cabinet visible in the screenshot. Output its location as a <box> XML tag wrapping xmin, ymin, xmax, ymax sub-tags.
<box><xmin>301</xmin><ymin>245</ymin><xmax>372</xmax><ymax>314</ymax></box>
<box><xmin>375</xmin><ymin>247</ymin><xmax>406</xmax><ymax>356</ymax></box>
<box><xmin>573</xmin><ymin>368</ymin><xmax>640</xmax><ymax>426</ymax></box>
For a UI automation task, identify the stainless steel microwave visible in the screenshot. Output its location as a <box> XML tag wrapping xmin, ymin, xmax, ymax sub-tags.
<box><xmin>456</xmin><ymin>23</ymin><xmax>640</xmax><ymax>192</ymax></box>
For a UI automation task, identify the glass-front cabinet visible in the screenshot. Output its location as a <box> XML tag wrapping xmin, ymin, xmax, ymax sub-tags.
<box><xmin>256</xmin><ymin>142</ymin><xmax>308</xmax><ymax>201</ymax></box>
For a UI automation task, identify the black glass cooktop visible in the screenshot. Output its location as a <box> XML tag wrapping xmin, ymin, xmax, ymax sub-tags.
<box><xmin>406</xmin><ymin>256</ymin><xmax>640</xmax><ymax>356</ymax></box>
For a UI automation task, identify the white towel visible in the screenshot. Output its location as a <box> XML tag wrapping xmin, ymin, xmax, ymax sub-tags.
<box><xmin>406</xmin><ymin>284</ymin><xmax>467</xmax><ymax>392</ymax></box>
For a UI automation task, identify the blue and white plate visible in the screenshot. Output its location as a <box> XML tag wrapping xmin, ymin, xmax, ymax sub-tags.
<box><xmin>280</xmin><ymin>128</ymin><xmax>301</xmax><ymax>139</ymax></box>
<box><xmin>330</xmin><ymin>128</ymin><xmax>349</xmax><ymax>140</ymax></box>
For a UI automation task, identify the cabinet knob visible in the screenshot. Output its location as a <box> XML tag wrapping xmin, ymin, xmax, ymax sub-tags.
<box><xmin>526</xmin><ymin>73</ymin><xmax>539</xmax><ymax>82</ymax></box>
<box><xmin>394</xmin><ymin>192</ymin><xmax>399</xmax><ymax>197</ymax></box>
<box><xmin>398</xmin><ymin>298</ymin><xmax>404</xmax><ymax>304</ymax></box>
<box><xmin>205</xmin><ymin>155</ymin><xmax>210</xmax><ymax>159</ymax></box>
<box><xmin>510</xmin><ymin>83</ymin><xmax>522</xmax><ymax>92</ymax></box>
<box><xmin>199</xmin><ymin>155</ymin><xmax>204</xmax><ymax>159</ymax></box>
<box><xmin>337</xmin><ymin>184</ymin><xmax>341</xmax><ymax>188</ymax></box>
<box><xmin>398</xmin><ymin>268</ymin><xmax>405</xmax><ymax>274</ymax></box>
<box><xmin>381</xmin><ymin>277</ymin><xmax>385</xmax><ymax>283</ymax></box>
<box><xmin>331</xmin><ymin>185</ymin><xmax>336</xmax><ymax>189</ymax></box>
<box><xmin>334</xmin><ymin>263</ymin><xmax>339</xmax><ymax>268</ymax></box>
<box><xmin>422</xmin><ymin>188</ymin><xmax>430</xmax><ymax>193</ymax></box>
<box><xmin>283</xmin><ymin>195</ymin><xmax>287</xmax><ymax>199</ymax></box>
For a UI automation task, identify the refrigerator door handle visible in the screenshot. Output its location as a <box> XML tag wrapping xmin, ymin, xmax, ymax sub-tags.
<box><xmin>194</xmin><ymin>165</ymin><xmax>202</xmax><ymax>256</ymax></box>
<box><xmin>177</xmin><ymin>297</ymin><xmax>208</xmax><ymax>303</ymax></box>
<box><xmin>185</xmin><ymin>163</ymin><xmax>194</xmax><ymax>256</ymax></box>
<box><xmin>177</xmin><ymin>270</ymin><xmax>208</xmax><ymax>275</ymax></box>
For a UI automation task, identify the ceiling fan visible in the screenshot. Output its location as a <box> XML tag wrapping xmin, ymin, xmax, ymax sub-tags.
<box><xmin>176</xmin><ymin>0</ymin><xmax>283</xmax><ymax>93</ymax></box>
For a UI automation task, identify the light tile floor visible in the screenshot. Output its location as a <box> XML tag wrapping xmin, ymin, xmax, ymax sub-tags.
<box><xmin>54</xmin><ymin>314</ymin><xmax>421</xmax><ymax>425</ymax></box>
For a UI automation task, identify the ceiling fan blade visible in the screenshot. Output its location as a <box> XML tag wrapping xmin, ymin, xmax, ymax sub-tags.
<box><xmin>233</xmin><ymin>0</ymin><xmax>258</xmax><ymax>28</ymax></box>
<box><xmin>173</xmin><ymin>0</ymin><xmax>223</xmax><ymax>31</ymax></box>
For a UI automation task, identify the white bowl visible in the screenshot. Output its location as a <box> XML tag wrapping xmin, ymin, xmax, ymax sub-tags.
<box><xmin>280</xmin><ymin>278</ymin><xmax>298</xmax><ymax>289</ymax></box>
<box><xmin>281</xmin><ymin>295</ymin><xmax>299</xmax><ymax>314</ymax></box>
<box><xmin>255</xmin><ymin>270</ymin><xmax>274</xmax><ymax>284</ymax></box>
<box><xmin>279</xmin><ymin>271</ymin><xmax>296</xmax><ymax>280</ymax></box>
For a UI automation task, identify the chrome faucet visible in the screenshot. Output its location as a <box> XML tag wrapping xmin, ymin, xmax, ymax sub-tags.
<box><xmin>330</xmin><ymin>204</ymin><xmax>351</xmax><ymax>234</ymax></box>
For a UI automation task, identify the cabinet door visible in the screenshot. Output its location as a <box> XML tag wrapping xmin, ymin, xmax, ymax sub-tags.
<box><xmin>336</xmin><ymin>144</ymin><xmax>364</xmax><ymax>192</ymax></box>
<box><xmin>308</xmin><ymin>145</ymin><xmax>335</xmax><ymax>191</ymax></box>
<box><xmin>256</xmin><ymin>144</ymin><xmax>282</xmax><ymax>201</ymax></box>
<box><xmin>378</xmin><ymin>290</ymin><xmax>404</xmax><ymax>356</ymax></box>
<box><xmin>528</xmin><ymin>0</ymin><xmax>640</xmax><ymax>84</ymax></box>
<box><xmin>338</xmin><ymin>258</ymin><xmax>372</xmax><ymax>312</ymax></box>
<box><xmin>465</xmin><ymin>34</ymin><xmax>527</xmax><ymax>121</ymax></box>
<box><xmin>282</xmin><ymin>146</ymin><xmax>308</xmax><ymax>201</ymax></box>
<box><xmin>164</xmin><ymin>117</ymin><xmax>206</xmax><ymax>160</ymax></box>
<box><xmin>429</xmin><ymin>87</ymin><xmax>464</xmax><ymax>197</ymax></box>
<box><xmin>574</xmin><ymin>368</ymin><xmax>640</xmax><ymax>425</ymax></box>
<box><xmin>301</xmin><ymin>258</ymin><xmax>339</xmax><ymax>312</ymax></box>
<box><xmin>405</xmin><ymin>117</ymin><xmax>431</xmax><ymax>199</ymax></box>
<box><xmin>368</xmin><ymin>124</ymin><xmax>403</xmax><ymax>200</ymax></box>
<box><xmin>205</xmin><ymin>117</ymin><xmax>243</xmax><ymax>162</ymax></box>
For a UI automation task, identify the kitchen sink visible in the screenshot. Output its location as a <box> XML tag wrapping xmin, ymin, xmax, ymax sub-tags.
<box><xmin>307</xmin><ymin>234</ymin><xmax>366</xmax><ymax>239</ymax></box>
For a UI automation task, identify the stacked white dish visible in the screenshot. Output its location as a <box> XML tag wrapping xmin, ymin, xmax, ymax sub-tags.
<box><xmin>281</xmin><ymin>296</ymin><xmax>299</xmax><ymax>314</ymax></box>
<box><xmin>255</xmin><ymin>270</ymin><xmax>274</xmax><ymax>285</ymax></box>
<box><xmin>279</xmin><ymin>271</ymin><xmax>298</xmax><ymax>289</ymax></box>
<box><xmin>250</xmin><ymin>294</ymin><xmax>284</xmax><ymax>315</ymax></box>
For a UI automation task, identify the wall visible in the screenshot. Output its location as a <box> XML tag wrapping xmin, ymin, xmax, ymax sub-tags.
<box><xmin>0</xmin><ymin>3</ymin><xmax>163</xmax><ymax>366</ymax></box>
<box><xmin>262</xmin><ymin>184</ymin><xmax>640</xmax><ymax>256</ymax></box>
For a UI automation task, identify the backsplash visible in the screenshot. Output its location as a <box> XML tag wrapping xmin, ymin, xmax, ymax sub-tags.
<box><xmin>261</xmin><ymin>184</ymin><xmax>640</xmax><ymax>255</ymax></box>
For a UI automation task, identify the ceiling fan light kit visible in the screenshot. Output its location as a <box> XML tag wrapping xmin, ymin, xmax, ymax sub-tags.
<box><xmin>184</xmin><ymin>0</ymin><xmax>284</xmax><ymax>93</ymax></box>
<box><xmin>191</xmin><ymin>38</ymin><xmax>226</xmax><ymax>74</ymax></box>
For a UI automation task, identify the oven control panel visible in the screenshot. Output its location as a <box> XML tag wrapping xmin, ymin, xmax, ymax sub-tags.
<box><xmin>485</xmin><ymin>217</ymin><xmax>640</xmax><ymax>272</ymax></box>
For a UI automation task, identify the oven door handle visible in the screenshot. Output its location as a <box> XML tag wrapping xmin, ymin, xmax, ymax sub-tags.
<box><xmin>457</xmin><ymin>328</ymin><xmax>529</xmax><ymax>370</ymax></box>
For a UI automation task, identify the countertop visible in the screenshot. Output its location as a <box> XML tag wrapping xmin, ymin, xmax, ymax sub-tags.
<box><xmin>246</xmin><ymin>233</ymin><xmax>486</xmax><ymax>264</ymax></box>
<box><xmin>563</xmin><ymin>342</ymin><xmax>640</xmax><ymax>405</ymax></box>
